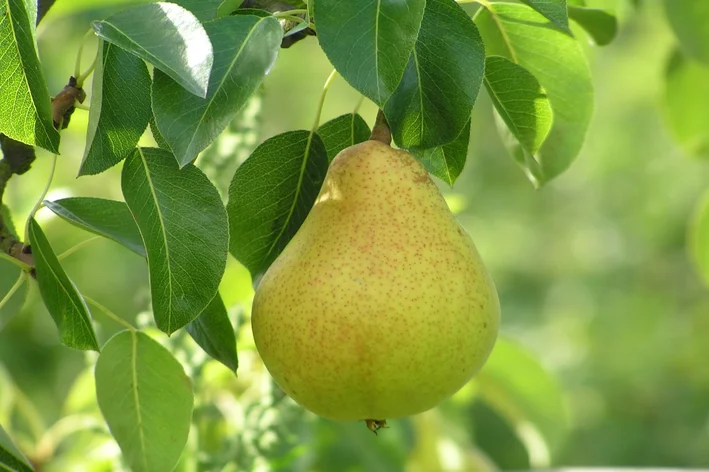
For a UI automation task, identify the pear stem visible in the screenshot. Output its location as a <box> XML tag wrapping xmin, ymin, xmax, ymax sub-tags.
<box><xmin>370</xmin><ymin>109</ymin><xmax>392</xmax><ymax>146</ymax></box>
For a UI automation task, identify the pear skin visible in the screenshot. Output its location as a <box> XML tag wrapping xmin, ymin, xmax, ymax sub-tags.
<box><xmin>251</xmin><ymin>139</ymin><xmax>500</xmax><ymax>421</ymax></box>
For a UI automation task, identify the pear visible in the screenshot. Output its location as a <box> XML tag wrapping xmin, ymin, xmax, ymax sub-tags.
<box><xmin>251</xmin><ymin>138</ymin><xmax>500</xmax><ymax>424</ymax></box>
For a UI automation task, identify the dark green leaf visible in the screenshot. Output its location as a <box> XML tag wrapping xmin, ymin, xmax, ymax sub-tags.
<box><xmin>384</xmin><ymin>0</ymin><xmax>485</xmax><ymax>149</ymax></box>
<box><xmin>186</xmin><ymin>295</ymin><xmax>237</xmax><ymax>372</ymax></box>
<box><xmin>80</xmin><ymin>40</ymin><xmax>151</xmax><ymax>176</ymax></box>
<box><xmin>664</xmin><ymin>0</ymin><xmax>709</xmax><ymax>66</ymax></box>
<box><xmin>92</xmin><ymin>2</ymin><xmax>213</xmax><ymax>97</ymax></box>
<box><xmin>227</xmin><ymin>131</ymin><xmax>328</xmax><ymax>279</ymax></box>
<box><xmin>475</xmin><ymin>337</ymin><xmax>568</xmax><ymax>460</ymax></box>
<box><xmin>121</xmin><ymin>148</ymin><xmax>228</xmax><ymax>334</ymax></box>
<box><xmin>411</xmin><ymin>119</ymin><xmax>470</xmax><ymax>186</ymax></box>
<box><xmin>28</xmin><ymin>218</ymin><xmax>99</xmax><ymax>351</ymax></box>
<box><xmin>0</xmin><ymin>0</ymin><xmax>60</xmax><ymax>152</ymax></box>
<box><xmin>0</xmin><ymin>424</ymin><xmax>34</xmax><ymax>472</ymax></box>
<box><xmin>95</xmin><ymin>330</ymin><xmax>193</xmax><ymax>472</ymax></box>
<box><xmin>44</xmin><ymin>197</ymin><xmax>145</xmax><ymax>257</ymax></box>
<box><xmin>476</xmin><ymin>3</ymin><xmax>593</xmax><ymax>184</ymax></box>
<box><xmin>484</xmin><ymin>56</ymin><xmax>553</xmax><ymax>157</ymax></box>
<box><xmin>149</xmin><ymin>117</ymin><xmax>171</xmax><ymax>151</ymax></box>
<box><xmin>690</xmin><ymin>191</ymin><xmax>709</xmax><ymax>286</ymax></box>
<box><xmin>317</xmin><ymin>113</ymin><xmax>371</xmax><ymax>162</ymax></box>
<box><xmin>663</xmin><ymin>49</ymin><xmax>709</xmax><ymax>158</ymax></box>
<box><xmin>314</xmin><ymin>0</ymin><xmax>425</xmax><ymax>106</ymax></box>
<box><xmin>519</xmin><ymin>0</ymin><xmax>569</xmax><ymax>31</ymax></box>
<box><xmin>196</xmin><ymin>91</ymin><xmax>263</xmax><ymax>198</ymax></box>
<box><xmin>152</xmin><ymin>15</ymin><xmax>281</xmax><ymax>167</ymax></box>
<box><xmin>172</xmin><ymin>0</ymin><xmax>221</xmax><ymax>22</ymax></box>
<box><xmin>568</xmin><ymin>6</ymin><xmax>617</xmax><ymax>46</ymax></box>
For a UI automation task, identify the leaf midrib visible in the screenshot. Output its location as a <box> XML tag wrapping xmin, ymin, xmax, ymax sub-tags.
<box><xmin>136</xmin><ymin>148</ymin><xmax>175</xmax><ymax>332</ymax></box>
<box><xmin>130</xmin><ymin>331</ymin><xmax>149</xmax><ymax>471</ymax></box>
<box><xmin>261</xmin><ymin>133</ymin><xmax>314</xmax><ymax>265</ymax></box>
<box><xmin>480</xmin><ymin>3</ymin><xmax>519</xmax><ymax>63</ymax></box>
<box><xmin>182</xmin><ymin>17</ymin><xmax>267</xmax><ymax>163</ymax></box>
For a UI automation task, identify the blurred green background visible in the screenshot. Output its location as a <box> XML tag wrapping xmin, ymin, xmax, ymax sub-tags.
<box><xmin>2</xmin><ymin>0</ymin><xmax>709</xmax><ymax>470</ymax></box>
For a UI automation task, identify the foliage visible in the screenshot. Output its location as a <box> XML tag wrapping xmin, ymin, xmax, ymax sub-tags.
<box><xmin>0</xmin><ymin>0</ymin><xmax>708</xmax><ymax>470</ymax></box>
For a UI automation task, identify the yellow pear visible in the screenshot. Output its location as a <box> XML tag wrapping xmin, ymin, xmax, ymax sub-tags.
<box><xmin>251</xmin><ymin>138</ymin><xmax>500</xmax><ymax>425</ymax></box>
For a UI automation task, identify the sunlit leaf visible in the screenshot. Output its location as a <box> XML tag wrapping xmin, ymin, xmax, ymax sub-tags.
<box><xmin>121</xmin><ymin>148</ymin><xmax>228</xmax><ymax>334</ymax></box>
<box><xmin>152</xmin><ymin>14</ymin><xmax>281</xmax><ymax>167</ymax></box>
<box><xmin>484</xmin><ymin>56</ymin><xmax>553</xmax><ymax>157</ymax></box>
<box><xmin>92</xmin><ymin>2</ymin><xmax>213</xmax><ymax>97</ymax></box>
<box><xmin>95</xmin><ymin>330</ymin><xmax>193</xmax><ymax>472</ymax></box>
<box><xmin>44</xmin><ymin>197</ymin><xmax>145</xmax><ymax>257</ymax></box>
<box><xmin>0</xmin><ymin>0</ymin><xmax>59</xmax><ymax>152</ymax></box>
<box><xmin>227</xmin><ymin>131</ymin><xmax>328</xmax><ymax>279</ymax></box>
<box><xmin>80</xmin><ymin>40</ymin><xmax>151</xmax><ymax>176</ymax></box>
<box><xmin>663</xmin><ymin>49</ymin><xmax>709</xmax><ymax>158</ymax></box>
<box><xmin>28</xmin><ymin>218</ymin><xmax>100</xmax><ymax>351</ymax></box>
<box><xmin>476</xmin><ymin>3</ymin><xmax>593</xmax><ymax>184</ymax></box>
<box><xmin>317</xmin><ymin>113</ymin><xmax>371</xmax><ymax>162</ymax></box>
<box><xmin>314</xmin><ymin>0</ymin><xmax>425</xmax><ymax>106</ymax></box>
<box><xmin>384</xmin><ymin>0</ymin><xmax>485</xmax><ymax>149</ymax></box>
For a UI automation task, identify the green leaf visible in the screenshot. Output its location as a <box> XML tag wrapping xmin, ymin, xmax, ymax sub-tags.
<box><xmin>568</xmin><ymin>6</ymin><xmax>617</xmax><ymax>46</ymax></box>
<box><xmin>95</xmin><ymin>330</ymin><xmax>193</xmax><ymax>472</ymax></box>
<box><xmin>484</xmin><ymin>56</ymin><xmax>553</xmax><ymax>157</ymax></box>
<box><xmin>149</xmin><ymin>116</ymin><xmax>171</xmax><ymax>151</ymax></box>
<box><xmin>384</xmin><ymin>0</ymin><xmax>485</xmax><ymax>149</ymax></box>
<box><xmin>663</xmin><ymin>49</ymin><xmax>709</xmax><ymax>158</ymax></box>
<box><xmin>0</xmin><ymin>424</ymin><xmax>34</xmax><ymax>472</ymax></box>
<box><xmin>171</xmin><ymin>0</ymin><xmax>221</xmax><ymax>22</ymax></box>
<box><xmin>664</xmin><ymin>0</ymin><xmax>709</xmax><ymax>66</ymax></box>
<box><xmin>186</xmin><ymin>295</ymin><xmax>237</xmax><ymax>372</ymax></box>
<box><xmin>196</xmin><ymin>91</ymin><xmax>263</xmax><ymax>198</ymax></box>
<box><xmin>0</xmin><ymin>0</ymin><xmax>60</xmax><ymax>152</ymax></box>
<box><xmin>475</xmin><ymin>337</ymin><xmax>568</xmax><ymax>462</ymax></box>
<box><xmin>152</xmin><ymin>15</ymin><xmax>282</xmax><ymax>167</ymax></box>
<box><xmin>80</xmin><ymin>40</ymin><xmax>151</xmax><ymax>176</ymax></box>
<box><xmin>411</xmin><ymin>119</ymin><xmax>470</xmax><ymax>186</ymax></box>
<box><xmin>27</xmin><ymin>218</ymin><xmax>100</xmax><ymax>351</ymax></box>
<box><xmin>317</xmin><ymin>113</ymin><xmax>371</xmax><ymax>162</ymax></box>
<box><xmin>476</xmin><ymin>3</ymin><xmax>594</xmax><ymax>183</ymax></box>
<box><xmin>314</xmin><ymin>0</ymin><xmax>426</xmax><ymax>106</ymax></box>
<box><xmin>92</xmin><ymin>2</ymin><xmax>213</xmax><ymax>98</ymax></box>
<box><xmin>227</xmin><ymin>131</ymin><xmax>328</xmax><ymax>279</ymax></box>
<box><xmin>121</xmin><ymin>148</ymin><xmax>229</xmax><ymax>334</ymax></box>
<box><xmin>44</xmin><ymin>197</ymin><xmax>146</xmax><ymax>257</ymax></box>
<box><xmin>519</xmin><ymin>0</ymin><xmax>569</xmax><ymax>31</ymax></box>
<box><xmin>690</xmin><ymin>191</ymin><xmax>709</xmax><ymax>286</ymax></box>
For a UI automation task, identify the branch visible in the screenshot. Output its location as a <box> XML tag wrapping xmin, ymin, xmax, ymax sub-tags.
<box><xmin>0</xmin><ymin>135</ymin><xmax>36</xmax><ymax>268</ymax></box>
